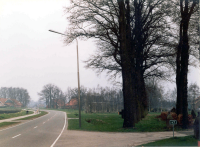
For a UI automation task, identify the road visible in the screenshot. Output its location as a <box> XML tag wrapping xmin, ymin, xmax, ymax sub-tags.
<box><xmin>0</xmin><ymin>110</ymin><xmax>66</xmax><ymax>147</ymax></box>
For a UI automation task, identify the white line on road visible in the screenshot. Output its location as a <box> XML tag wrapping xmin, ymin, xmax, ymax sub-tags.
<box><xmin>50</xmin><ymin>112</ymin><xmax>66</xmax><ymax>147</ymax></box>
<box><xmin>12</xmin><ymin>134</ymin><xmax>21</xmax><ymax>139</ymax></box>
<box><xmin>43</xmin><ymin>122</ymin><xmax>45</xmax><ymax>124</ymax></box>
<box><xmin>34</xmin><ymin>126</ymin><xmax>38</xmax><ymax>129</ymax></box>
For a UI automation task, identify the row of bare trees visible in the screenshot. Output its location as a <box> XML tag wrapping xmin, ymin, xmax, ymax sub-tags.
<box><xmin>0</xmin><ymin>87</ymin><xmax>31</xmax><ymax>107</ymax></box>
<box><xmin>38</xmin><ymin>84</ymin><xmax>123</xmax><ymax>112</ymax></box>
<box><xmin>64</xmin><ymin>0</ymin><xmax>199</xmax><ymax>128</ymax></box>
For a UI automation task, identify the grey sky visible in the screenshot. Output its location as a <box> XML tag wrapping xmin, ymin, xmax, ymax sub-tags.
<box><xmin>0</xmin><ymin>0</ymin><xmax>199</xmax><ymax>101</ymax></box>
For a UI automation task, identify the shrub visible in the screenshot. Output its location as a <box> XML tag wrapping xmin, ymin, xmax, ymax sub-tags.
<box><xmin>160</xmin><ymin>112</ymin><xmax>168</xmax><ymax>120</ymax></box>
<box><xmin>177</xmin><ymin>114</ymin><xmax>193</xmax><ymax>126</ymax></box>
<box><xmin>171</xmin><ymin>112</ymin><xmax>177</xmax><ymax>120</ymax></box>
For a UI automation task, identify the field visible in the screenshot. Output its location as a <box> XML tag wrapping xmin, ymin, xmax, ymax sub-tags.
<box><xmin>0</xmin><ymin>107</ymin><xmax>33</xmax><ymax>120</ymax></box>
<box><xmin>55</xmin><ymin>109</ymin><xmax>188</xmax><ymax>132</ymax></box>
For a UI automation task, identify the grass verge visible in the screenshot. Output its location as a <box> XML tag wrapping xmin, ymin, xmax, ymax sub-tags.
<box><xmin>137</xmin><ymin>135</ymin><xmax>198</xmax><ymax>146</ymax></box>
<box><xmin>0</xmin><ymin>122</ymin><xmax>20</xmax><ymax>128</ymax></box>
<box><xmin>0</xmin><ymin>110</ymin><xmax>33</xmax><ymax>120</ymax></box>
<box><xmin>52</xmin><ymin>109</ymin><xmax>189</xmax><ymax>132</ymax></box>
<box><xmin>17</xmin><ymin>111</ymin><xmax>48</xmax><ymax>120</ymax></box>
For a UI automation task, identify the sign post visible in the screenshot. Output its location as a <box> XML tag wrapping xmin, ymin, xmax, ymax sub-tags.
<box><xmin>169</xmin><ymin>120</ymin><xmax>177</xmax><ymax>138</ymax></box>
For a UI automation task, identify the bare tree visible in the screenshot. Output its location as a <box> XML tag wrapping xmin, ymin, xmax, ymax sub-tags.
<box><xmin>38</xmin><ymin>84</ymin><xmax>66</xmax><ymax>109</ymax></box>
<box><xmin>172</xmin><ymin>0</ymin><xmax>199</xmax><ymax>128</ymax></box>
<box><xmin>64</xmin><ymin>0</ymin><xmax>174</xmax><ymax>127</ymax></box>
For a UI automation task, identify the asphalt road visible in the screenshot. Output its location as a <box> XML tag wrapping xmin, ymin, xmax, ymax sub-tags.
<box><xmin>0</xmin><ymin>110</ymin><xmax>66</xmax><ymax>147</ymax></box>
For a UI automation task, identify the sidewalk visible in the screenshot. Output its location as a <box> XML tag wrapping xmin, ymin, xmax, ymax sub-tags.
<box><xmin>55</xmin><ymin>129</ymin><xmax>193</xmax><ymax>147</ymax></box>
<box><xmin>0</xmin><ymin>111</ymin><xmax>39</xmax><ymax>123</ymax></box>
<box><xmin>55</xmin><ymin>117</ymin><xmax>194</xmax><ymax>147</ymax></box>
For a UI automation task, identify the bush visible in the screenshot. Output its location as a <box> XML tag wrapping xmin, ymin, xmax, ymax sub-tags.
<box><xmin>176</xmin><ymin>114</ymin><xmax>193</xmax><ymax>126</ymax></box>
<box><xmin>171</xmin><ymin>112</ymin><xmax>177</xmax><ymax>120</ymax></box>
<box><xmin>160</xmin><ymin>112</ymin><xmax>168</xmax><ymax>120</ymax></box>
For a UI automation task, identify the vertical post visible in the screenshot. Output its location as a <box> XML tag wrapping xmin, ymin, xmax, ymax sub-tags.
<box><xmin>173</xmin><ymin>124</ymin><xmax>174</xmax><ymax>138</ymax></box>
<box><xmin>76</xmin><ymin>39</ymin><xmax>81</xmax><ymax>128</ymax></box>
<box><xmin>199</xmin><ymin>0</ymin><xmax>200</xmax><ymax>144</ymax></box>
<box><xmin>197</xmin><ymin>2</ymin><xmax>200</xmax><ymax>145</ymax></box>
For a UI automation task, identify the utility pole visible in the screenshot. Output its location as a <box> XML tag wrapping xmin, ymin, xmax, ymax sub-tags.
<box><xmin>49</xmin><ymin>30</ymin><xmax>81</xmax><ymax>128</ymax></box>
<box><xmin>196</xmin><ymin>0</ymin><xmax>200</xmax><ymax>142</ymax></box>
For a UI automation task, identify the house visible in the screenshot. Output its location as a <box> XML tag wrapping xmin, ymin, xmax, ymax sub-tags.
<box><xmin>65</xmin><ymin>98</ymin><xmax>78</xmax><ymax>109</ymax></box>
<box><xmin>0</xmin><ymin>98</ymin><xmax>22</xmax><ymax>108</ymax></box>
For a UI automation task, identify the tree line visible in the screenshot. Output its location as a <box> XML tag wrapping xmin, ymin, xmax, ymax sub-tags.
<box><xmin>0</xmin><ymin>87</ymin><xmax>31</xmax><ymax>107</ymax></box>
<box><xmin>38</xmin><ymin>84</ymin><xmax>124</xmax><ymax>112</ymax></box>
<box><xmin>64</xmin><ymin>0</ymin><xmax>199</xmax><ymax>128</ymax></box>
<box><xmin>38</xmin><ymin>82</ymin><xmax>199</xmax><ymax>114</ymax></box>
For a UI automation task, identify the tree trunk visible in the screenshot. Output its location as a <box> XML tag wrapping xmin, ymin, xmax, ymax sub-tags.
<box><xmin>134</xmin><ymin>0</ymin><xmax>148</xmax><ymax>121</ymax></box>
<box><xmin>118</xmin><ymin>0</ymin><xmax>137</xmax><ymax>128</ymax></box>
<box><xmin>175</xmin><ymin>0</ymin><xmax>196</xmax><ymax>129</ymax></box>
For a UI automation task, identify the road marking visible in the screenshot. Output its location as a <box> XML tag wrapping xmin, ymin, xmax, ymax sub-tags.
<box><xmin>34</xmin><ymin>126</ymin><xmax>38</xmax><ymax>129</ymax></box>
<box><xmin>12</xmin><ymin>134</ymin><xmax>21</xmax><ymax>138</ymax></box>
<box><xmin>50</xmin><ymin>112</ymin><xmax>67</xmax><ymax>147</ymax></box>
<box><xmin>43</xmin><ymin>122</ymin><xmax>45</xmax><ymax>124</ymax></box>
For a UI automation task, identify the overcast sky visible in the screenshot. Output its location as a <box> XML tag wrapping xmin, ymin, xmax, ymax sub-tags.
<box><xmin>0</xmin><ymin>0</ymin><xmax>199</xmax><ymax>102</ymax></box>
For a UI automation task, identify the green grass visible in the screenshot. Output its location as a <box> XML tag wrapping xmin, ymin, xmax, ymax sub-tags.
<box><xmin>137</xmin><ymin>135</ymin><xmax>198</xmax><ymax>146</ymax></box>
<box><xmin>52</xmin><ymin>109</ymin><xmax>187</xmax><ymax>132</ymax></box>
<box><xmin>0</xmin><ymin>122</ymin><xmax>20</xmax><ymax>128</ymax></box>
<box><xmin>0</xmin><ymin>110</ymin><xmax>33</xmax><ymax>120</ymax></box>
<box><xmin>17</xmin><ymin>111</ymin><xmax>48</xmax><ymax>120</ymax></box>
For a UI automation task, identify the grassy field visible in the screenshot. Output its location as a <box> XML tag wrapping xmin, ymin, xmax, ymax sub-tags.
<box><xmin>17</xmin><ymin>111</ymin><xmax>48</xmax><ymax>120</ymax></box>
<box><xmin>0</xmin><ymin>122</ymin><xmax>20</xmax><ymax>128</ymax></box>
<box><xmin>0</xmin><ymin>109</ymin><xmax>33</xmax><ymax>120</ymax></box>
<box><xmin>54</xmin><ymin>109</ymin><xmax>188</xmax><ymax>132</ymax></box>
<box><xmin>137</xmin><ymin>136</ymin><xmax>198</xmax><ymax>146</ymax></box>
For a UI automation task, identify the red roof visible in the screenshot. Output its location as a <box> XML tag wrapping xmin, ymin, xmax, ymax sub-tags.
<box><xmin>66</xmin><ymin>98</ymin><xmax>78</xmax><ymax>106</ymax></box>
<box><xmin>11</xmin><ymin>99</ymin><xmax>22</xmax><ymax>106</ymax></box>
<box><xmin>0</xmin><ymin>98</ymin><xmax>22</xmax><ymax>107</ymax></box>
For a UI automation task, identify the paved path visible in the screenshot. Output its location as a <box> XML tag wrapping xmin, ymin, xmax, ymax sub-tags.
<box><xmin>55</xmin><ymin>129</ymin><xmax>193</xmax><ymax>147</ymax></box>
<box><xmin>55</xmin><ymin>114</ymin><xmax>194</xmax><ymax>147</ymax></box>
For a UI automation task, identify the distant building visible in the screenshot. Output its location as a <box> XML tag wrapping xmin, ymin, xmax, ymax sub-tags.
<box><xmin>65</xmin><ymin>98</ymin><xmax>78</xmax><ymax>109</ymax></box>
<box><xmin>0</xmin><ymin>98</ymin><xmax>22</xmax><ymax>107</ymax></box>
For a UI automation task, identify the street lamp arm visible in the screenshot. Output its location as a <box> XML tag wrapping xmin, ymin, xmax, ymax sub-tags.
<box><xmin>49</xmin><ymin>30</ymin><xmax>67</xmax><ymax>36</ymax></box>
